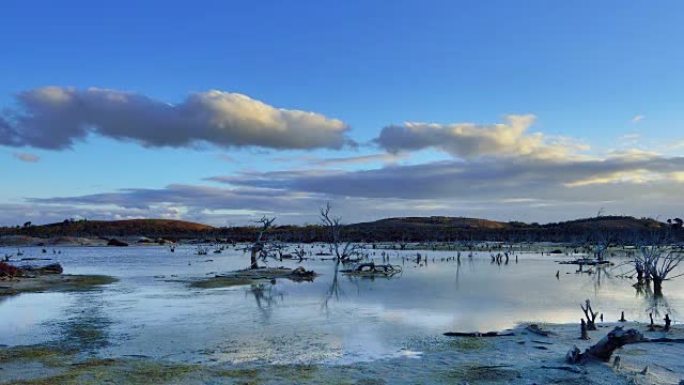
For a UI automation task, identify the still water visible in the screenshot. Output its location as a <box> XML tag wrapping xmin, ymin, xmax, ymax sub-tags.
<box><xmin>1</xmin><ymin>245</ymin><xmax>682</xmax><ymax>365</ymax></box>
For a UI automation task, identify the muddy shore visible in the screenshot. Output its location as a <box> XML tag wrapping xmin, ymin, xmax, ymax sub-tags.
<box><xmin>1</xmin><ymin>322</ymin><xmax>682</xmax><ymax>385</ymax></box>
<box><xmin>0</xmin><ymin>274</ymin><xmax>117</xmax><ymax>296</ymax></box>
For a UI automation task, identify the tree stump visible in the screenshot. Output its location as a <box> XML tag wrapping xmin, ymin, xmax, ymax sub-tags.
<box><xmin>580</xmin><ymin>319</ymin><xmax>589</xmax><ymax>340</ymax></box>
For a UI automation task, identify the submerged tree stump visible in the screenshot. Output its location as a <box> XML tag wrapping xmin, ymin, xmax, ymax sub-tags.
<box><xmin>580</xmin><ymin>319</ymin><xmax>589</xmax><ymax>340</ymax></box>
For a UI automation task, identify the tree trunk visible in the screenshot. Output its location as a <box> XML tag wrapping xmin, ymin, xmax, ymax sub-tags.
<box><xmin>653</xmin><ymin>277</ymin><xmax>663</xmax><ymax>297</ymax></box>
<box><xmin>250</xmin><ymin>248</ymin><xmax>259</xmax><ymax>269</ymax></box>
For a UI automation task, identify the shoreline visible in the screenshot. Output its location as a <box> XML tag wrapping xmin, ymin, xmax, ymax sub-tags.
<box><xmin>0</xmin><ymin>274</ymin><xmax>118</xmax><ymax>296</ymax></box>
<box><xmin>1</xmin><ymin>322</ymin><xmax>682</xmax><ymax>384</ymax></box>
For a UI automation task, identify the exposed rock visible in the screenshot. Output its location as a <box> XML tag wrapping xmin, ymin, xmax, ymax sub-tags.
<box><xmin>107</xmin><ymin>238</ymin><xmax>128</xmax><ymax>247</ymax></box>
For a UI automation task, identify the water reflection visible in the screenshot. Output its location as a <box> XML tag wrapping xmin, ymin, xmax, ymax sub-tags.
<box><xmin>249</xmin><ymin>283</ymin><xmax>283</xmax><ymax>322</ymax></box>
<box><xmin>53</xmin><ymin>290</ymin><xmax>113</xmax><ymax>351</ymax></box>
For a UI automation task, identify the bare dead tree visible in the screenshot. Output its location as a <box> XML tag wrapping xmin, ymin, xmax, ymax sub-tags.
<box><xmin>635</xmin><ymin>242</ymin><xmax>684</xmax><ymax>296</ymax></box>
<box><xmin>319</xmin><ymin>202</ymin><xmax>362</xmax><ymax>263</ymax></box>
<box><xmin>248</xmin><ymin>216</ymin><xmax>277</xmax><ymax>269</ymax></box>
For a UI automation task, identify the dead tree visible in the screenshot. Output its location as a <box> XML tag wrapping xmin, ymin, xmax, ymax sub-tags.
<box><xmin>248</xmin><ymin>216</ymin><xmax>276</xmax><ymax>269</ymax></box>
<box><xmin>319</xmin><ymin>202</ymin><xmax>362</xmax><ymax>263</ymax></box>
<box><xmin>580</xmin><ymin>299</ymin><xmax>599</xmax><ymax>330</ymax></box>
<box><xmin>635</xmin><ymin>243</ymin><xmax>684</xmax><ymax>296</ymax></box>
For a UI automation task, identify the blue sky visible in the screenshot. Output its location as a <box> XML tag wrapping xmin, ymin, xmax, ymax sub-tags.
<box><xmin>2</xmin><ymin>1</ymin><xmax>684</xmax><ymax>225</ymax></box>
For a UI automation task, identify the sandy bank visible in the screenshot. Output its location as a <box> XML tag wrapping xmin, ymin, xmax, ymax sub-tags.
<box><xmin>0</xmin><ymin>274</ymin><xmax>117</xmax><ymax>296</ymax></box>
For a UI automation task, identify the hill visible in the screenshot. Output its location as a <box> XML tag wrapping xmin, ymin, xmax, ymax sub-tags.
<box><xmin>338</xmin><ymin>215</ymin><xmax>667</xmax><ymax>243</ymax></box>
<box><xmin>0</xmin><ymin>215</ymin><xmax>675</xmax><ymax>243</ymax></box>
<box><xmin>1</xmin><ymin>219</ymin><xmax>214</xmax><ymax>239</ymax></box>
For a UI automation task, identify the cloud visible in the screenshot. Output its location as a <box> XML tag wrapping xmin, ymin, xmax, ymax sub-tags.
<box><xmin>313</xmin><ymin>153</ymin><xmax>407</xmax><ymax>167</ymax></box>
<box><xmin>375</xmin><ymin>114</ymin><xmax>585</xmax><ymax>160</ymax></box>
<box><xmin>0</xmin><ymin>87</ymin><xmax>352</xmax><ymax>150</ymax></box>
<box><xmin>12</xmin><ymin>152</ymin><xmax>40</xmax><ymax>163</ymax></box>
<box><xmin>212</xmin><ymin>154</ymin><xmax>683</xmax><ymax>200</ymax></box>
<box><xmin>631</xmin><ymin>115</ymin><xmax>645</xmax><ymax>123</ymax></box>
<box><xmin>14</xmin><ymin>150</ymin><xmax>684</xmax><ymax>226</ymax></box>
<box><xmin>270</xmin><ymin>152</ymin><xmax>408</xmax><ymax>167</ymax></box>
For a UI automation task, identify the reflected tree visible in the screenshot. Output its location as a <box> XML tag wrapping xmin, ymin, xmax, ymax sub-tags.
<box><xmin>248</xmin><ymin>283</ymin><xmax>283</xmax><ymax>321</ymax></box>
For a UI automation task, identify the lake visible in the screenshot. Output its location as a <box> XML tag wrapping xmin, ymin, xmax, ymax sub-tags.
<box><xmin>1</xmin><ymin>244</ymin><xmax>682</xmax><ymax>365</ymax></box>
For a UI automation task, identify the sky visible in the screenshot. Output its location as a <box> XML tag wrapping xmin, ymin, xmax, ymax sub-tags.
<box><xmin>1</xmin><ymin>0</ymin><xmax>684</xmax><ymax>226</ymax></box>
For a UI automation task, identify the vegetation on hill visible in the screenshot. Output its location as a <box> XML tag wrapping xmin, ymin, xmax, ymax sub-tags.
<box><xmin>0</xmin><ymin>215</ymin><xmax>679</xmax><ymax>243</ymax></box>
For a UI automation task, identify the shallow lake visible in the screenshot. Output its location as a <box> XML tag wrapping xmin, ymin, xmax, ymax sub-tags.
<box><xmin>1</xmin><ymin>245</ymin><xmax>682</xmax><ymax>365</ymax></box>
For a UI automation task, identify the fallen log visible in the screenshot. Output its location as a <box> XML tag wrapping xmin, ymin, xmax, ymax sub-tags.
<box><xmin>558</xmin><ymin>259</ymin><xmax>610</xmax><ymax>266</ymax></box>
<box><xmin>341</xmin><ymin>262</ymin><xmax>402</xmax><ymax>277</ymax></box>
<box><xmin>567</xmin><ymin>326</ymin><xmax>644</xmax><ymax>363</ymax></box>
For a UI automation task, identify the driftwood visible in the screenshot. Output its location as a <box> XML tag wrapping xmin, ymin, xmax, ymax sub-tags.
<box><xmin>567</xmin><ymin>326</ymin><xmax>684</xmax><ymax>365</ymax></box>
<box><xmin>444</xmin><ymin>331</ymin><xmax>515</xmax><ymax>337</ymax></box>
<box><xmin>341</xmin><ymin>262</ymin><xmax>401</xmax><ymax>277</ymax></box>
<box><xmin>558</xmin><ymin>259</ymin><xmax>610</xmax><ymax>266</ymax></box>
<box><xmin>567</xmin><ymin>327</ymin><xmax>644</xmax><ymax>363</ymax></box>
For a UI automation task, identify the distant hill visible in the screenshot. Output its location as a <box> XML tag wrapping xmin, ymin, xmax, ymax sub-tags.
<box><xmin>340</xmin><ymin>215</ymin><xmax>668</xmax><ymax>243</ymax></box>
<box><xmin>364</xmin><ymin>216</ymin><xmax>511</xmax><ymax>230</ymax></box>
<box><xmin>0</xmin><ymin>215</ymin><xmax>675</xmax><ymax>243</ymax></box>
<box><xmin>1</xmin><ymin>219</ymin><xmax>214</xmax><ymax>239</ymax></box>
<box><xmin>539</xmin><ymin>216</ymin><xmax>663</xmax><ymax>232</ymax></box>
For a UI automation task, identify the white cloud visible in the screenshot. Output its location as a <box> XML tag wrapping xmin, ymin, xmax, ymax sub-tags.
<box><xmin>271</xmin><ymin>153</ymin><xmax>408</xmax><ymax>167</ymax></box>
<box><xmin>375</xmin><ymin>114</ymin><xmax>585</xmax><ymax>160</ymax></box>
<box><xmin>0</xmin><ymin>87</ymin><xmax>352</xmax><ymax>150</ymax></box>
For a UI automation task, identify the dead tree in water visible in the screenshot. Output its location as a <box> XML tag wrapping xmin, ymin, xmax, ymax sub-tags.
<box><xmin>635</xmin><ymin>243</ymin><xmax>684</xmax><ymax>296</ymax></box>
<box><xmin>249</xmin><ymin>216</ymin><xmax>276</xmax><ymax>269</ymax></box>
<box><xmin>320</xmin><ymin>202</ymin><xmax>362</xmax><ymax>263</ymax></box>
<box><xmin>580</xmin><ymin>300</ymin><xmax>599</xmax><ymax>330</ymax></box>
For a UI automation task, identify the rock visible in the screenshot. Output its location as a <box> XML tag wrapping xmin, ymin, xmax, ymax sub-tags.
<box><xmin>107</xmin><ymin>238</ymin><xmax>129</xmax><ymax>247</ymax></box>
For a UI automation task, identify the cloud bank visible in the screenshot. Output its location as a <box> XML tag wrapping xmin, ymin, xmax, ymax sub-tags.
<box><xmin>0</xmin><ymin>87</ymin><xmax>351</xmax><ymax>150</ymax></box>
<box><xmin>22</xmin><ymin>151</ymin><xmax>684</xmax><ymax>226</ymax></box>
